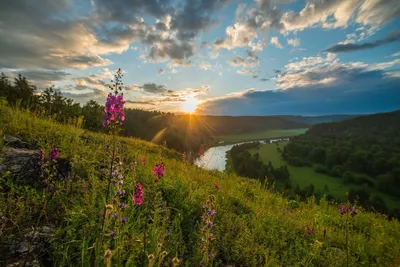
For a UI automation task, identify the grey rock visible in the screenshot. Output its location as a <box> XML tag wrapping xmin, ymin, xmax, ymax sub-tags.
<box><xmin>0</xmin><ymin>147</ymin><xmax>43</xmax><ymax>187</ymax></box>
<box><xmin>3</xmin><ymin>135</ymin><xmax>30</xmax><ymax>149</ymax></box>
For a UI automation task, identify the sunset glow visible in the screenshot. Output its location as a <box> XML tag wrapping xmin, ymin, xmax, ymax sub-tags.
<box><xmin>182</xmin><ymin>97</ymin><xmax>198</xmax><ymax>113</ymax></box>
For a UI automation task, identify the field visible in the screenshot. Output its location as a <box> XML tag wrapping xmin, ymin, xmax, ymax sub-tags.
<box><xmin>1</xmin><ymin>104</ymin><xmax>400</xmax><ymax>266</ymax></box>
<box><xmin>248</xmin><ymin>142</ymin><xmax>400</xmax><ymax>209</ymax></box>
<box><xmin>214</xmin><ymin>128</ymin><xmax>308</xmax><ymax>144</ymax></box>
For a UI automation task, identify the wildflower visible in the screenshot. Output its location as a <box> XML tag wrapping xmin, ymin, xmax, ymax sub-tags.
<box><xmin>306</xmin><ymin>226</ymin><xmax>315</xmax><ymax>235</ymax></box>
<box><xmin>214</xmin><ymin>184</ymin><xmax>220</xmax><ymax>190</ymax></box>
<box><xmin>39</xmin><ymin>148</ymin><xmax>44</xmax><ymax>161</ymax></box>
<box><xmin>209</xmin><ymin>233</ymin><xmax>214</xmax><ymax>239</ymax></box>
<box><xmin>113</xmin><ymin>213</ymin><xmax>118</xmax><ymax>219</ymax></box>
<box><xmin>141</xmin><ymin>157</ymin><xmax>146</xmax><ymax>165</ymax></box>
<box><xmin>153</xmin><ymin>163</ymin><xmax>165</xmax><ymax>181</ymax></box>
<box><xmin>206</xmin><ymin>221</ymin><xmax>213</xmax><ymax>228</ymax></box>
<box><xmin>119</xmin><ymin>180</ymin><xmax>123</xmax><ymax>185</ymax></box>
<box><xmin>207</xmin><ymin>210</ymin><xmax>216</xmax><ymax>216</ymax></box>
<box><xmin>202</xmin><ymin>205</ymin><xmax>208</xmax><ymax>209</ymax></box>
<box><xmin>133</xmin><ymin>184</ymin><xmax>143</xmax><ymax>205</ymax></box>
<box><xmin>121</xmin><ymin>217</ymin><xmax>128</xmax><ymax>224</ymax></box>
<box><xmin>339</xmin><ymin>204</ymin><xmax>357</xmax><ymax>217</ymax></box>
<box><xmin>110</xmin><ymin>231</ymin><xmax>116</xmax><ymax>238</ymax></box>
<box><xmin>49</xmin><ymin>147</ymin><xmax>60</xmax><ymax>160</ymax></box>
<box><xmin>119</xmin><ymin>202</ymin><xmax>127</xmax><ymax>209</ymax></box>
<box><xmin>208</xmin><ymin>252</ymin><xmax>214</xmax><ymax>258</ymax></box>
<box><xmin>201</xmin><ymin>236</ymin><xmax>206</xmax><ymax>242</ymax></box>
<box><xmin>103</xmin><ymin>93</ymin><xmax>126</xmax><ymax>128</ymax></box>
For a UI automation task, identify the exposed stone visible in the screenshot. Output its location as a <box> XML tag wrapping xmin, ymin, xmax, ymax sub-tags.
<box><xmin>3</xmin><ymin>135</ymin><xmax>30</xmax><ymax>149</ymax></box>
<box><xmin>0</xmin><ymin>147</ymin><xmax>43</xmax><ymax>187</ymax></box>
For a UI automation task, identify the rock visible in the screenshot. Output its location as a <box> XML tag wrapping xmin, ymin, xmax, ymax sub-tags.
<box><xmin>3</xmin><ymin>135</ymin><xmax>30</xmax><ymax>149</ymax></box>
<box><xmin>0</xmin><ymin>147</ymin><xmax>43</xmax><ymax>187</ymax></box>
<box><xmin>4</xmin><ymin>226</ymin><xmax>54</xmax><ymax>267</ymax></box>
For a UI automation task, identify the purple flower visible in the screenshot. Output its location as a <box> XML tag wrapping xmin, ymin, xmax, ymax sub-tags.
<box><xmin>208</xmin><ymin>252</ymin><xmax>214</xmax><ymax>258</ymax></box>
<box><xmin>201</xmin><ymin>237</ymin><xmax>206</xmax><ymax>242</ymax></box>
<box><xmin>202</xmin><ymin>205</ymin><xmax>208</xmax><ymax>209</ymax></box>
<box><xmin>214</xmin><ymin>184</ymin><xmax>220</xmax><ymax>190</ymax></box>
<box><xmin>39</xmin><ymin>148</ymin><xmax>44</xmax><ymax>161</ymax></box>
<box><xmin>119</xmin><ymin>180</ymin><xmax>124</xmax><ymax>185</ymax></box>
<box><xmin>103</xmin><ymin>93</ymin><xmax>126</xmax><ymax>128</ymax></box>
<box><xmin>153</xmin><ymin>163</ymin><xmax>165</xmax><ymax>183</ymax></box>
<box><xmin>110</xmin><ymin>231</ymin><xmax>116</xmax><ymax>238</ymax></box>
<box><xmin>208</xmin><ymin>210</ymin><xmax>216</xmax><ymax>216</ymax></box>
<box><xmin>133</xmin><ymin>184</ymin><xmax>144</xmax><ymax>205</ymax></box>
<box><xmin>113</xmin><ymin>213</ymin><xmax>118</xmax><ymax>219</ymax></box>
<box><xmin>209</xmin><ymin>233</ymin><xmax>214</xmax><ymax>239</ymax></box>
<box><xmin>119</xmin><ymin>202</ymin><xmax>127</xmax><ymax>209</ymax></box>
<box><xmin>206</xmin><ymin>221</ymin><xmax>213</xmax><ymax>228</ymax></box>
<box><xmin>49</xmin><ymin>147</ymin><xmax>60</xmax><ymax>160</ymax></box>
<box><xmin>121</xmin><ymin>217</ymin><xmax>128</xmax><ymax>224</ymax></box>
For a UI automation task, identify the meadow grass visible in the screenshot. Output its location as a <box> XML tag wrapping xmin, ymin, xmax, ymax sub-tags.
<box><xmin>214</xmin><ymin>128</ymin><xmax>308</xmax><ymax>144</ymax></box>
<box><xmin>1</xmin><ymin>105</ymin><xmax>399</xmax><ymax>266</ymax></box>
<box><xmin>248</xmin><ymin>142</ymin><xmax>400</xmax><ymax>210</ymax></box>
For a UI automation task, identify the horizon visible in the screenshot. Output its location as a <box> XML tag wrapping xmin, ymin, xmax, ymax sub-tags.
<box><xmin>1</xmin><ymin>0</ymin><xmax>400</xmax><ymax>116</ymax></box>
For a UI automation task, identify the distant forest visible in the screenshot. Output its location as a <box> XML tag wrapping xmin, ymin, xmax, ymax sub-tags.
<box><xmin>283</xmin><ymin>111</ymin><xmax>400</xmax><ymax>215</ymax></box>
<box><xmin>0</xmin><ymin>73</ymin><xmax>307</xmax><ymax>153</ymax></box>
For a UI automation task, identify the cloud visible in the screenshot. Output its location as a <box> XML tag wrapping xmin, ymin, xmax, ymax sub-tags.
<box><xmin>140</xmin><ymin>83</ymin><xmax>167</xmax><ymax>94</ymax></box>
<box><xmin>0</xmin><ymin>0</ymin><xmax>116</xmax><ymax>70</ymax></box>
<box><xmin>237</xmin><ymin>69</ymin><xmax>260</xmax><ymax>76</ymax></box>
<box><xmin>229</xmin><ymin>56</ymin><xmax>259</xmax><ymax>67</ymax></box>
<box><xmin>260</xmin><ymin>78</ymin><xmax>269</xmax><ymax>82</ymax></box>
<box><xmin>214</xmin><ymin>0</ymin><xmax>400</xmax><ymax>52</ymax></box>
<box><xmin>324</xmin><ymin>31</ymin><xmax>400</xmax><ymax>53</ymax></box>
<box><xmin>198</xmin><ymin>54</ymin><xmax>400</xmax><ymax>115</ymax></box>
<box><xmin>158</xmin><ymin>68</ymin><xmax>164</xmax><ymax>75</ymax></box>
<box><xmin>271</xmin><ymin>37</ymin><xmax>283</xmax><ymax>48</ymax></box>
<box><xmin>199</xmin><ymin>61</ymin><xmax>212</xmax><ymax>70</ymax></box>
<box><xmin>287</xmin><ymin>38</ymin><xmax>300</xmax><ymax>47</ymax></box>
<box><xmin>1</xmin><ymin>69</ymin><xmax>70</xmax><ymax>88</ymax></box>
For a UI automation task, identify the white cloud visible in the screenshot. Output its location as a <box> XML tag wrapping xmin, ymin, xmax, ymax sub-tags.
<box><xmin>287</xmin><ymin>38</ymin><xmax>300</xmax><ymax>47</ymax></box>
<box><xmin>271</xmin><ymin>37</ymin><xmax>283</xmax><ymax>49</ymax></box>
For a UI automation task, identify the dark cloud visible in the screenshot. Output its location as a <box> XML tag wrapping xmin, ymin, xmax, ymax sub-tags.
<box><xmin>158</xmin><ymin>68</ymin><xmax>164</xmax><ymax>75</ymax></box>
<box><xmin>8</xmin><ymin>70</ymin><xmax>69</xmax><ymax>82</ymax></box>
<box><xmin>324</xmin><ymin>31</ymin><xmax>400</xmax><ymax>53</ymax></box>
<box><xmin>260</xmin><ymin>78</ymin><xmax>269</xmax><ymax>82</ymax></box>
<box><xmin>92</xmin><ymin>0</ymin><xmax>172</xmax><ymax>23</ymax></box>
<box><xmin>140</xmin><ymin>83</ymin><xmax>167</xmax><ymax>94</ymax></box>
<box><xmin>199</xmin><ymin>61</ymin><xmax>400</xmax><ymax>115</ymax></box>
<box><xmin>252</xmin><ymin>75</ymin><xmax>259</xmax><ymax>79</ymax></box>
<box><xmin>0</xmin><ymin>0</ymin><xmax>114</xmax><ymax>70</ymax></box>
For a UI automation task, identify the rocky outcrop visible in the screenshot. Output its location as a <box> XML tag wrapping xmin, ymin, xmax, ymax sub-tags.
<box><xmin>0</xmin><ymin>147</ymin><xmax>43</xmax><ymax>187</ymax></box>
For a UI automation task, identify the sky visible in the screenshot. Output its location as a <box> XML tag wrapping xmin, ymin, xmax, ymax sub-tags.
<box><xmin>0</xmin><ymin>0</ymin><xmax>399</xmax><ymax>115</ymax></box>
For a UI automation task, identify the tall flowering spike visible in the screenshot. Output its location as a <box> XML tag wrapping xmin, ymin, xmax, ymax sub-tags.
<box><xmin>103</xmin><ymin>68</ymin><xmax>126</xmax><ymax>128</ymax></box>
<box><xmin>49</xmin><ymin>147</ymin><xmax>60</xmax><ymax>160</ymax></box>
<box><xmin>339</xmin><ymin>204</ymin><xmax>357</xmax><ymax>217</ymax></box>
<box><xmin>133</xmin><ymin>183</ymin><xmax>144</xmax><ymax>205</ymax></box>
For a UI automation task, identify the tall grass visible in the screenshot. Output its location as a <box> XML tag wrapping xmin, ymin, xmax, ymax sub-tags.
<box><xmin>0</xmin><ymin>103</ymin><xmax>399</xmax><ymax>266</ymax></box>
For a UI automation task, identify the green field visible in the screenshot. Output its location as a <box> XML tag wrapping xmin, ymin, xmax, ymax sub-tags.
<box><xmin>215</xmin><ymin>128</ymin><xmax>308</xmax><ymax>144</ymax></box>
<box><xmin>247</xmin><ymin>141</ymin><xmax>400</xmax><ymax>209</ymax></box>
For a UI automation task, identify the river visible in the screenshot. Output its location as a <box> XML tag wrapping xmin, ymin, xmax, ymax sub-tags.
<box><xmin>195</xmin><ymin>139</ymin><xmax>287</xmax><ymax>171</ymax></box>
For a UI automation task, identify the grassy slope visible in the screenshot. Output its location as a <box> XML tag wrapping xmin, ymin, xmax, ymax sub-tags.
<box><xmin>214</xmin><ymin>128</ymin><xmax>308</xmax><ymax>144</ymax></box>
<box><xmin>1</xmin><ymin>105</ymin><xmax>400</xmax><ymax>266</ymax></box>
<box><xmin>248</xmin><ymin>142</ymin><xmax>400</xmax><ymax>210</ymax></box>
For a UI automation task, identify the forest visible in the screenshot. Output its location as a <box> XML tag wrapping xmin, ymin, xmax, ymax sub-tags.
<box><xmin>282</xmin><ymin>111</ymin><xmax>400</xmax><ymax>215</ymax></box>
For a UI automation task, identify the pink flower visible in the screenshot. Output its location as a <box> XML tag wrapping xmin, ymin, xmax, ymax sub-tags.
<box><xmin>133</xmin><ymin>184</ymin><xmax>143</xmax><ymax>205</ymax></box>
<box><xmin>49</xmin><ymin>147</ymin><xmax>60</xmax><ymax>160</ymax></box>
<box><xmin>103</xmin><ymin>93</ymin><xmax>126</xmax><ymax>127</ymax></box>
<box><xmin>214</xmin><ymin>184</ymin><xmax>220</xmax><ymax>190</ymax></box>
<box><xmin>153</xmin><ymin>163</ymin><xmax>165</xmax><ymax>183</ymax></box>
<box><xmin>140</xmin><ymin>157</ymin><xmax>146</xmax><ymax>165</ymax></box>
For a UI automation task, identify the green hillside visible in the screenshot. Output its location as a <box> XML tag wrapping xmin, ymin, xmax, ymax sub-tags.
<box><xmin>1</xmin><ymin>104</ymin><xmax>399</xmax><ymax>266</ymax></box>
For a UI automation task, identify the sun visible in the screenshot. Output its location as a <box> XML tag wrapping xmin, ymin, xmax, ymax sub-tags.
<box><xmin>182</xmin><ymin>97</ymin><xmax>198</xmax><ymax>113</ymax></box>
